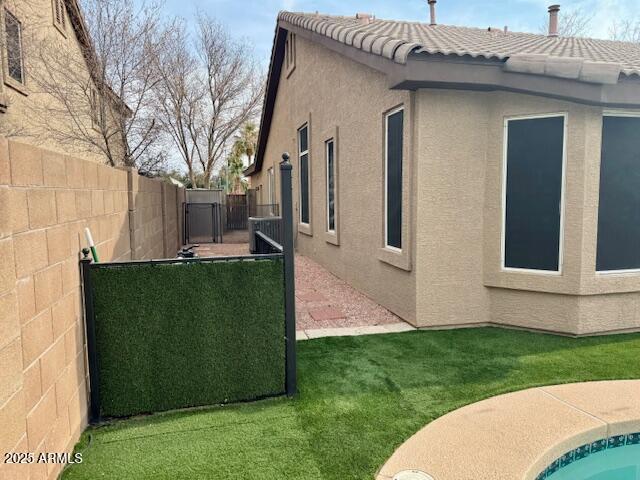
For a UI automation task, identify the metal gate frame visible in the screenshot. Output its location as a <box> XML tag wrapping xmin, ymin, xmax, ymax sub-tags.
<box><xmin>183</xmin><ymin>202</ymin><xmax>223</xmax><ymax>244</ymax></box>
<box><xmin>226</xmin><ymin>194</ymin><xmax>248</xmax><ymax>230</ymax></box>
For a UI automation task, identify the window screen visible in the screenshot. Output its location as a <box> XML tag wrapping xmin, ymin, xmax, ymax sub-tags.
<box><xmin>596</xmin><ymin>116</ymin><xmax>640</xmax><ymax>272</ymax></box>
<box><xmin>298</xmin><ymin>125</ymin><xmax>310</xmax><ymax>224</ymax></box>
<box><xmin>504</xmin><ymin>115</ymin><xmax>565</xmax><ymax>271</ymax></box>
<box><xmin>386</xmin><ymin>109</ymin><xmax>403</xmax><ymax>250</ymax></box>
<box><xmin>326</xmin><ymin>140</ymin><xmax>335</xmax><ymax>232</ymax></box>
<box><xmin>5</xmin><ymin>10</ymin><xmax>24</xmax><ymax>84</ymax></box>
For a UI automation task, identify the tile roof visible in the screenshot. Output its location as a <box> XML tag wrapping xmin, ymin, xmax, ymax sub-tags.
<box><xmin>278</xmin><ymin>12</ymin><xmax>640</xmax><ymax>77</ymax></box>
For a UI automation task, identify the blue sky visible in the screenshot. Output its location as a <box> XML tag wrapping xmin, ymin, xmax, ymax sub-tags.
<box><xmin>149</xmin><ymin>0</ymin><xmax>640</xmax><ymax>63</ymax></box>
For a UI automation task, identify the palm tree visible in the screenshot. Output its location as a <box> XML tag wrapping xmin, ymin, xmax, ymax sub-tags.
<box><xmin>225</xmin><ymin>122</ymin><xmax>258</xmax><ymax>193</ymax></box>
<box><xmin>226</xmin><ymin>152</ymin><xmax>246</xmax><ymax>194</ymax></box>
<box><xmin>235</xmin><ymin>122</ymin><xmax>258</xmax><ymax>165</ymax></box>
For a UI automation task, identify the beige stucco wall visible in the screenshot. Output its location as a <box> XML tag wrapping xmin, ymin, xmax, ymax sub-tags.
<box><xmin>416</xmin><ymin>89</ymin><xmax>640</xmax><ymax>335</ymax></box>
<box><xmin>0</xmin><ymin>138</ymin><xmax>183</xmax><ymax>480</ymax></box>
<box><xmin>414</xmin><ymin>90</ymin><xmax>491</xmax><ymax>327</ymax></box>
<box><xmin>253</xmin><ymin>34</ymin><xmax>417</xmax><ymax>323</ymax></box>
<box><xmin>0</xmin><ymin>0</ymin><xmax>124</xmax><ymax>164</ymax></box>
<box><xmin>255</xmin><ymin>31</ymin><xmax>640</xmax><ymax>335</ymax></box>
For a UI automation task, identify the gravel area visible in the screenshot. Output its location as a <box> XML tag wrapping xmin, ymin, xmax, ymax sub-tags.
<box><xmin>294</xmin><ymin>255</ymin><xmax>401</xmax><ymax>330</ymax></box>
<box><xmin>193</xmin><ymin>242</ymin><xmax>404</xmax><ymax>330</ymax></box>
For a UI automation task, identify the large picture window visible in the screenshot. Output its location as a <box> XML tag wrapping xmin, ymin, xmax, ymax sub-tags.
<box><xmin>326</xmin><ymin>139</ymin><xmax>336</xmax><ymax>233</ymax></box>
<box><xmin>596</xmin><ymin>115</ymin><xmax>640</xmax><ymax>272</ymax></box>
<box><xmin>503</xmin><ymin>114</ymin><xmax>566</xmax><ymax>272</ymax></box>
<box><xmin>385</xmin><ymin>108</ymin><xmax>403</xmax><ymax>250</ymax></box>
<box><xmin>298</xmin><ymin>125</ymin><xmax>310</xmax><ymax>225</ymax></box>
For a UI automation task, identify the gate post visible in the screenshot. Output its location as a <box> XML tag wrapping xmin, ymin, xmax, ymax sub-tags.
<box><xmin>80</xmin><ymin>249</ymin><xmax>101</xmax><ymax>423</ymax></box>
<box><xmin>280</xmin><ymin>153</ymin><xmax>297</xmax><ymax>396</ymax></box>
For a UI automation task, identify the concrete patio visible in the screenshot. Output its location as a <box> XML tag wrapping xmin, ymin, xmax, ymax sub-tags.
<box><xmin>376</xmin><ymin>380</ymin><xmax>640</xmax><ymax>480</ymax></box>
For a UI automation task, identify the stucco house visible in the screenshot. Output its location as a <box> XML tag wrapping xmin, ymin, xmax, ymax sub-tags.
<box><xmin>246</xmin><ymin>4</ymin><xmax>640</xmax><ymax>336</ymax></box>
<box><xmin>0</xmin><ymin>0</ymin><xmax>127</xmax><ymax>163</ymax></box>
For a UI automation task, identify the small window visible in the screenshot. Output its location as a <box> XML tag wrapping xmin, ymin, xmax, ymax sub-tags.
<box><xmin>596</xmin><ymin>115</ymin><xmax>640</xmax><ymax>272</ymax></box>
<box><xmin>385</xmin><ymin>108</ymin><xmax>403</xmax><ymax>251</ymax></box>
<box><xmin>298</xmin><ymin>124</ymin><xmax>310</xmax><ymax>225</ymax></box>
<box><xmin>4</xmin><ymin>9</ymin><xmax>25</xmax><ymax>85</ymax></box>
<box><xmin>326</xmin><ymin>139</ymin><xmax>336</xmax><ymax>233</ymax></box>
<box><xmin>90</xmin><ymin>88</ymin><xmax>104</xmax><ymax>129</ymax></box>
<box><xmin>52</xmin><ymin>0</ymin><xmax>66</xmax><ymax>31</ymax></box>
<box><xmin>502</xmin><ymin>114</ymin><xmax>565</xmax><ymax>272</ymax></box>
<box><xmin>285</xmin><ymin>32</ymin><xmax>296</xmax><ymax>76</ymax></box>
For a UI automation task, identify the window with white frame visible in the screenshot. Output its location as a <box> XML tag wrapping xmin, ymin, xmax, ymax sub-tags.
<box><xmin>298</xmin><ymin>124</ymin><xmax>310</xmax><ymax>225</ymax></box>
<box><xmin>385</xmin><ymin>107</ymin><xmax>403</xmax><ymax>250</ymax></box>
<box><xmin>502</xmin><ymin>114</ymin><xmax>566</xmax><ymax>272</ymax></box>
<box><xmin>4</xmin><ymin>9</ymin><xmax>25</xmax><ymax>85</ymax></box>
<box><xmin>285</xmin><ymin>32</ymin><xmax>296</xmax><ymax>75</ymax></box>
<box><xmin>52</xmin><ymin>0</ymin><xmax>66</xmax><ymax>32</ymax></box>
<box><xmin>596</xmin><ymin>114</ymin><xmax>640</xmax><ymax>272</ymax></box>
<box><xmin>326</xmin><ymin>139</ymin><xmax>336</xmax><ymax>233</ymax></box>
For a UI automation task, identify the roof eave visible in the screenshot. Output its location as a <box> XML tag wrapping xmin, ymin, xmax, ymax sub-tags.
<box><xmin>247</xmin><ymin>20</ymin><xmax>288</xmax><ymax>177</ymax></box>
<box><xmin>394</xmin><ymin>53</ymin><xmax>640</xmax><ymax>108</ymax></box>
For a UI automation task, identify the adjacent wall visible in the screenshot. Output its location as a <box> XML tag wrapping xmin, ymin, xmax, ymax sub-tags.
<box><xmin>251</xmin><ymin>34</ymin><xmax>417</xmax><ymax>324</ymax></box>
<box><xmin>0</xmin><ymin>138</ymin><xmax>183</xmax><ymax>480</ymax></box>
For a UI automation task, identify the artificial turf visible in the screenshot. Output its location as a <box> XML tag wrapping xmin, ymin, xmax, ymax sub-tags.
<box><xmin>61</xmin><ymin>328</ymin><xmax>640</xmax><ymax>480</ymax></box>
<box><xmin>89</xmin><ymin>260</ymin><xmax>285</xmax><ymax>417</ymax></box>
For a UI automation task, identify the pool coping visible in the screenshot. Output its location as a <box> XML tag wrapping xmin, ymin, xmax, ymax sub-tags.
<box><xmin>376</xmin><ymin>380</ymin><xmax>640</xmax><ymax>480</ymax></box>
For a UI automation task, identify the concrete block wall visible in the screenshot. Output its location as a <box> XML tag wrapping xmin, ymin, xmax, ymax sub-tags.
<box><xmin>0</xmin><ymin>138</ymin><xmax>184</xmax><ymax>480</ymax></box>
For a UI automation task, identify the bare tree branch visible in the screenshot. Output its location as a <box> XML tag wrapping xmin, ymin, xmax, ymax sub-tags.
<box><xmin>25</xmin><ymin>0</ymin><xmax>170</xmax><ymax>173</ymax></box>
<box><xmin>151</xmin><ymin>14</ymin><xmax>264</xmax><ymax>187</ymax></box>
<box><xmin>611</xmin><ymin>19</ymin><xmax>640</xmax><ymax>43</ymax></box>
<box><xmin>539</xmin><ymin>7</ymin><xmax>594</xmax><ymax>37</ymax></box>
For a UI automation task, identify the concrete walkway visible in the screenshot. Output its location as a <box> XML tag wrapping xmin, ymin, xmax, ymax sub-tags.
<box><xmin>377</xmin><ymin>380</ymin><xmax>640</xmax><ymax>480</ymax></box>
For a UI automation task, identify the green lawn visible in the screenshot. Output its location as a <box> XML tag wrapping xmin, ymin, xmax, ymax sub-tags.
<box><xmin>62</xmin><ymin>328</ymin><xmax>640</xmax><ymax>480</ymax></box>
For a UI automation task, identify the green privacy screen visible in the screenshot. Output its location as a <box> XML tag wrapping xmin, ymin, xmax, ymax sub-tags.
<box><xmin>89</xmin><ymin>259</ymin><xmax>286</xmax><ymax>418</ymax></box>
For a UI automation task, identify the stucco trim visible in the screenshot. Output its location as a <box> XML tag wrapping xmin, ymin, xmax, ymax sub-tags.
<box><xmin>323</xmin><ymin>125</ymin><xmax>340</xmax><ymax>246</ymax></box>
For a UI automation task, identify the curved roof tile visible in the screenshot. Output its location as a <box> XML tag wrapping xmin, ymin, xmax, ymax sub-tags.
<box><xmin>278</xmin><ymin>11</ymin><xmax>640</xmax><ymax>75</ymax></box>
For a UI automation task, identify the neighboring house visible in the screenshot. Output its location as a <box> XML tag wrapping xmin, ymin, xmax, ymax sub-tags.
<box><xmin>0</xmin><ymin>0</ymin><xmax>127</xmax><ymax>163</ymax></box>
<box><xmin>246</xmin><ymin>4</ymin><xmax>640</xmax><ymax>335</ymax></box>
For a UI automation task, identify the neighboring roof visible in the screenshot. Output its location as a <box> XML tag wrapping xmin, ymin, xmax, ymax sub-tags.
<box><xmin>246</xmin><ymin>11</ymin><xmax>640</xmax><ymax>177</ymax></box>
<box><xmin>279</xmin><ymin>12</ymin><xmax>640</xmax><ymax>77</ymax></box>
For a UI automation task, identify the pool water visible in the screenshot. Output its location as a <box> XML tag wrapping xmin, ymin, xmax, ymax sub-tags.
<box><xmin>545</xmin><ymin>443</ymin><xmax>640</xmax><ymax>480</ymax></box>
